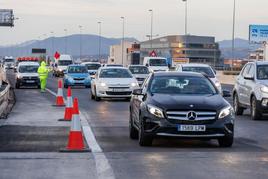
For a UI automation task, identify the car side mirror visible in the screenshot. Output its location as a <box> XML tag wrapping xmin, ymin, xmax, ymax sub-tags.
<box><xmin>222</xmin><ymin>90</ymin><xmax>231</xmax><ymax>98</ymax></box>
<box><xmin>14</xmin><ymin>68</ymin><xmax>17</xmax><ymax>72</ymax></box>
<box><xmin>145</xmin><ymin>63</ymin><xmax>149</xmax><ymax>67</ymax></box>
<box><xmin>132</xmin><ymin>88</ymin><xmax>143</xmax><ymax>95</ymax></box>
<box><xmin>244</xmin><ymin>76</ymin><xmax>254</xmax><ymax>80</ymax></box>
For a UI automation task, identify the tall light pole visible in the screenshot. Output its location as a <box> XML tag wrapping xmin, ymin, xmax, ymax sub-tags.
<box><xmin>79</xmin><ymin>25</ymin><xmax>82</xmax><ymax>60</ymax></box>
<box><xmin>121</xmin><ymin>17</ymin><xmax>125</xmax><ymax>65</ymax></box>
<box><xmin>50</xmin><ymin>31</ymin><xmax>54</xmax><ymax>56</ymax></box>
<box><xmin>149</xmin><ymin>9</ymin><xmax>153</xmax><ymax>48</ymax></box>
<box><xmin>98</xmin><ymin>22</ymin><xmax>102</xmax><ymax>62</ymax></box>
<box><xmin>231</xmin><ymin>0</ymin><xmax>236</xmax><ymax>70</ymax></box>
<box><xmin>64</xmin><ymin>29</ymin><xmax>68</xmax><ymax>54</ymax></box>
<box><xmin>182</xmin><ymin>0</ymin><xmax>188</xmax><ymax>35</ymax></box>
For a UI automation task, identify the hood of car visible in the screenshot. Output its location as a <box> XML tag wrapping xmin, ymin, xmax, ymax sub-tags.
<box><xmin>100</xmin><ymin>78</ymin><xmax>136</xmax><ymax>86</ymax></box>
<box><xmin>67</xmin><ymin>73</ymin><xmax>89</xmax><ymax>78</ymax></box>
<box><xmin>149</xmin><ymin>93</ymin><xmax>228</xmax><ymax>111</ymax></box>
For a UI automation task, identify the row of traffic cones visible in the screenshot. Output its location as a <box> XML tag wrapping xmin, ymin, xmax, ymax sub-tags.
<box><xmin>53</xmin><ymin>79</ymin><xmax>89</xmax><ymax>152</ymax></box>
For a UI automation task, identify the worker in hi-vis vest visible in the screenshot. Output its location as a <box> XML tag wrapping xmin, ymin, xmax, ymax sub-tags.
<box><xmin>37</xmin><ymin>61</ymin><xmax>50</xmax><ymax>92</ymax></box>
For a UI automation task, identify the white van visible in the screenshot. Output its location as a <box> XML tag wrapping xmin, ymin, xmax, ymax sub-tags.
<box><xmin>143</xmin><ymin>57</ymin><xmax>169</xmax><ymax>72</ymax></box>
<box><xmin>54</xmin><ymin>54</ymin><xmax>73</xmax><ymax>77</ymax></box>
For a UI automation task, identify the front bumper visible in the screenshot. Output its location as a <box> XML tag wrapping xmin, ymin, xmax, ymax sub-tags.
<box><xmin>141</xmin><ymin>112</ymin><xmax>234</xmax><ymax>139</ymax></box>
<box><xmin>16</xmin><ymin>78</ymin><xmax>40</xmax><ymax>86</ymax></box>
<box><xmin>256</xmin><ymin>99</ymin><xmax>268</xmax><ymax>113</ymax></box>
<box><xmin>64</xmin><ymin>78</ymin><xmax>91</xmax><ymax>86</ymax></box>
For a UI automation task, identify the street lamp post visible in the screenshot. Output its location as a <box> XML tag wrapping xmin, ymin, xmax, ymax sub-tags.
<box><xmin>64</xmin><ymin>29</ymin><xmax>68</xmax><ymax>54</ymax></box>
<box><xmin>231</xmin><ymin>0</ymin><xmax>236</xmax><ymax>70</ymax></box>
<box><xmin>149</xmin><ymin>9</ymin><xmax>153</xmax><ymax>48</ymax></box>
<box><xmin>121</xmin><ymin>17</ymin><xmax>125</xmax><ymax>65</ymax></box>
<box><xmin>50</xmin><ymin>31</ymin><xmax>54</xmax><ymax>57</ymax></box>
<box><xmin>182</xmin><ymin>0</ymin><xmax>188</xmax><ymax>35</ymax></box>
<box><xmin>98</xmin><ymin>22</ymin><xmax>102</xmax><ymax>62</ymax></box>
<box><xmin>79</xmin><ymin>25</ymin><xmax>82</xmax><ymax>60</ymax></box>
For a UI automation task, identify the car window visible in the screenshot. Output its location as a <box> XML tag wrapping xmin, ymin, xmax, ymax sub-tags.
<box><xmin>68</xmin><ymin>66</ymin><xmax>87</xmax><ymax>73</ymax></box>
<box><xmin>58</xmin><ymin>60</ymin><xmax>72</xmax><ymax>66</ymax></box>
<box><xmin>19</xmin><ymin>65</ymin><xmax>39</xmax><ymax>73</ymax></box>
<box><xmin>182</xmin><ymin>66</ymin><xmax>215</xmax><ymax>78</ymax></box>
<box><xmin>129</xmin><ymin>66</ymin><xmax>149</xmax><ymax>74</ymax></box>
<box><xmin>142</xmin><ymin>74</ymin><xmax>152</xmax><ymax>93</ymax></box>
<box><xmin>149</xmin><ymin>75</ymin><xmax>217</xmax><ymax>95</ymax></box>
<box><xmin>99</xmin><ymin>68</ymin><xmax>133</xmax><ymax>78</ymax></box>
<box><xmin>85</xmin><ymin>64</ymin><xmax>101</xmax><ymax>70</ymax></box>
<box><xmin>257</xmin><ymin>65</ymin><xmax>268</xmax><ymax>80</ymax></box>
<box><xmin>247</xmin><ymin>64</ymin><xmax>255</xmax><ymax>78</ymax></box>
<box><xmin>241</xmin><ymin>64</ymin><xmax>251</xmax><ymax>77</ymax></box>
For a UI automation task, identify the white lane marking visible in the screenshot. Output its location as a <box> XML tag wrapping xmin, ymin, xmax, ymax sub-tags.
<box><xmin>46</xmin><ymin>87</ymin><xmax>115</xmax><ymax>179</ymax></box>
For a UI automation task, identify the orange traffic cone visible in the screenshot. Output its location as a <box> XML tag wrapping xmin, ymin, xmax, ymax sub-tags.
<box><xmin>60</xmin><ymin>98</ymin><xmax>90</xmax><ymax>152</ymax></box>
<box><xmin>53</xmin><ymin>79</ymin><xmax>65</xmax><ymax>107</ymax></box>
<box><xmin>58</xmin><ymin>87</ymin><xmax>73</xmax><ymax>121</ymax></box>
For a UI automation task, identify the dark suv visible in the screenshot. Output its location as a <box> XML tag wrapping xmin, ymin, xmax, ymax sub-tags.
<box><xmin>129</xmin><ymin>72</ymin><xmax>234</xmax><ymax>147</ymax></box>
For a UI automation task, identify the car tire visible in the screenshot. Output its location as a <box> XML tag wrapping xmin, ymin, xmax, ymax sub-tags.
<box><xmin>233</xmin><ymin>94</ymin><xmax>244</xmax><ymax>115</ymax></box>
<box><xmin>251</xmin><ymin>96</ymin><xmax>262</xmax><ymax>120</ymax></box>
<box><xmin>85</xmin><ymin>85</ymin><xmax>90</xmax><ymax>88</ymax></box>
<box><xmin>94</xmin><ymin>88</ymin><xmax>101</xmax><ymax>101</ymax></box>
<box><xmin>138</xmin><ymin>115</ymin><xmax>153</xmax><ymax>146</ymax></box>
<box><xmin>37</xmin><ymin>84</ymin><xmax>40</xmax><ymax>89</ymax></box>
<box><xmin>90</xmin><ymin>90</ymin><xmax>95</xmax><ymax>100</ymax></box>
<box><xmin>64</xmin><ymin>84</ymin><xmax>68</xmax><ymax>89</ymax></box>
<box><xmin>129</xmin><ymin>110</ymin><xmax>138</xmax><ymax>139</ymax></box>
<box><xmin>218</xmin><ymin>136</ymin><xmax>233</xmax><ymax>147</ymax></box>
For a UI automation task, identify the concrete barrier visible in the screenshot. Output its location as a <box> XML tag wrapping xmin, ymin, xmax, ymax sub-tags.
<box><xmin>217</xmin><ymin>71</ymin><xmax>238</xmax><ymax>85</ymax></box>
<box><xmin>0</xmin><ymin>83</ymin><xmax>10</xmax><ymax>118</ymax></box>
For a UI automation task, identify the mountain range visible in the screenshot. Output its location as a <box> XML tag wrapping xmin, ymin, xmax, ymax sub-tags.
<box><xmin>0</xmin><ymin>35</ymin><xmax>260</xmax><ymax>59</ymax></box>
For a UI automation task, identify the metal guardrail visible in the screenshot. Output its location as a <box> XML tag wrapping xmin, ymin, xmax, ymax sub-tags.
<box><xmin>0</xmin><ymin>83</ymin><xmax>10</xmax><ymax>118</ymax></box>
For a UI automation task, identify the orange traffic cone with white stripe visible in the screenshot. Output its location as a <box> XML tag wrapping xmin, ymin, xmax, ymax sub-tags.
<box><xmin>58</xmin><ymin>87</ymin><xmax>73</xmax><ymax>121</ymax></box>
<box><xmin>60</xmin><ymin>98</ymin><xmax>90</xmax><ymax>152</ymax></box>
<box><xmin>53</xmin><ymin>79</ymin><xmax>65</xmax><ymax>107</ymax></box>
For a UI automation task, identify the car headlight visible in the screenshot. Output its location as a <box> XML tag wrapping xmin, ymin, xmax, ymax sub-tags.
<box><xmin>131</xmin><ymin>82</ymin><xmax>139</xmax><ymax>87</ymax></box>
<box><xmin>17</xmin><ymin>75</ymin><xmax>23</xmax><ymax>79</ymax></box>
<box><xmin>219</xmin><ymin>106</ymin><xmax>233</xmax><ymax>119</ymax></box>
<box><xmin>260</xmin><ymin>86</ymin><xmax>268</xmax><ymax>93</ymax></box>
<box><xmin>100</xmin><ymin>82</ymin><xmax>106</xmax><ymax>87</ymax></box>
<box><xmin>147</xmin><ymin>104</ymin><xmax>164</xmax><ymax>118</ymax></box>
<box><xmin>59</xmin><ymin>69</ymin><xmax>63</xmax><ymax>72</ymax></box>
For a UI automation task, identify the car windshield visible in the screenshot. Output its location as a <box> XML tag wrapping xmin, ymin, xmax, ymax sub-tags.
<box><xmin>149</xmin><ymin>59</ymin><xmax>167</xmax><ymax>66</ymax></box>
<box><xmin>182</xmin><ymin>66</ymin><xmax>215</xmax><ymax>78</ymax></box>
<box><xmin>129</xmin><ymin>66</ymin><xmax>149</xmax><ymax>74</ymax></box>
<box><xmin>68</xmin><ymin>66</ymin><xmax>88</xmax><ymax>73</ymax></box>
<box><xmin>150</xmin><ymin>76</ymin><xmax>217</xmax><ymax>95</ymax></box>
<box><xmin>19</xmin><ymin>65</ymin><xmax>39</xmax><ymax>73</ymax></box>
<box><xmin>106</xmin><ymin>64</ymin><xmax>123</xmax><ymax>67</ymax></box>
<box><xmin>4</xmin><ymin>59</ymin><xmax>15</xmax><ymax>63</ymax></box>
<box><xmin>85</xmin><ymin>64</ymin><xmax>101</xmax><ymax>70</ymax></box>
<box><xmin>58</xmin><ymin>60</ymin><xmax>72</xmax><ymax>66</ymax></box>
<box><xmin>257</xmin><ymin>65</ymin><xmax>268</xmax><ymax>80</ymax></box>
<box><xmin>99</xmin><ymin>68</ymin><xmax>133</xmax><ymax>78</ymax></box>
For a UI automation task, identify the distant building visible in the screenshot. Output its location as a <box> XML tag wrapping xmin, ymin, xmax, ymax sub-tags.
<box><xmin>140</xmin><ymin>35</ymin><xmax>221</xmax><ymax>67</ymax></box>
<box><xmin>249</xmin><ymin>48</ymin><xmax>264</xmax><ymax>61</ymax></box>
<box><xmin>108</xmin><ymin>41</ymin><xmax>133</xmax><ymax>66</ymax></box>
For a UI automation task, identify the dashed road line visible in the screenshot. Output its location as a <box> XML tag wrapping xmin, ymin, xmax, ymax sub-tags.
<box><xmin>46</xmin><ymin>87</ymin><xmax>115</xmax><ymax>179</ymax></box>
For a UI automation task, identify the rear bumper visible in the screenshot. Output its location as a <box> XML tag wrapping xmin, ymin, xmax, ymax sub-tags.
<box><xmin>64</xmin><ymin>79</ymin><xmax>91</xmax><ymax>86</ymax></box>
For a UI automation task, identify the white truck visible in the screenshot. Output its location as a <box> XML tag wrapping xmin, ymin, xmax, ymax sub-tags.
<box><xmin>3</xmin><ymin>56</ymin><xmax>15</xmax><ymax>70</ymax></box>
<box><xmin>143</xmin><ymin>57</ymin><xmax>169</xmax><ymax>72</ymax></box>
<box><xmin>53</xmin><ymin>54</ymin><xmax>74</xmax><ymax>77</ymax></box>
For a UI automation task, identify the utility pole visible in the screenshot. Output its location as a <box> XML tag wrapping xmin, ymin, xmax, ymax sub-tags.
<box><xmin>149</xmin><ymin>9</ymin><xmax>153</xmax><ymax>48</ymax></box>
<box><xmin>182</xmin><ymin>0</ymin><xmax>188</xmax><ymax>35</ymax></box>
<box><xmin>98</xmin><ymin>22</ymin><xmax>102</xmax><ymax>62</ymax></box>
<box><xmin>64</xmin><ymin>29</ymin><xmax>67</xmax><ymax>54</ymax></box>
<box><xmin>121</xmin><ymin>17</ymin><xmax>125</xmax><ymax>65</ymax></box>
<box><xmin>231</xmin><ymin>0</ymin><xmax>236</xmax><ymax>70</ymax></box>
<box><xmin>50</xmin><ymin>31</ymin><xmax>54</xmax><ymax>57</ymax></box>
<box><xmin>79</xmin><ymin>25</ymin><xmax>82</xmax><ymax>60</ymax></box>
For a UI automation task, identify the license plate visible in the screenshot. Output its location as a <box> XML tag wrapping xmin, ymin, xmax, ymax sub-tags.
<box><xmin>112</xmin><ymin>88</ymin><xmax>128</xmax><ymax>92</ymax></box>
<box><xmin>26</xmin><ymin>80</ymin><xmax>35</xmax><ymax>83</ymax></box>
<box><xmin>178</xmin><ymin>125</ymin><xmax>206</xmax><ymax>132</ymax></box>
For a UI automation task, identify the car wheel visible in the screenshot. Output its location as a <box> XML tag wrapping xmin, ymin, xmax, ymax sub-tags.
<box><xmin>90</xmin><ymin>90</ymin><xmax>95</xmax><ymax>100</ymax></box>
<box><xmin>233</xmin><ymin>94</ymin><xmax>244</xmax><ymax>115</ymax></box>
<box><xmin>37</xmin><ymin>84</ymin><xmax>41</xmax><ymax>89</ymax></box>
<box><xmin>15</xmin><ymin>83</ymin><xmax>20</xmax><ymax>89</ymax></box>
<box><xmin>94</xmin><ymin>88</ymin><xmax>101</xmax><ymax>101</ymax></box>
<box><xmin>64</xmin><ymin>84</ymin><xmax>68</xmax><ymax>89</ymax></box>
<box><xmin>251</xmin><ymin>96</ymin><xmax>262</xmax><ymax>120</ymax></box>
<box><xmin>218</xmin><ymin>136</ymin><xmax>233</xmax><ymax>147</ymax></box>
<box><xmin>138</xmin><ymin>115</ymin><xmax>153</xmax><ymax>146</ymax></box>
<box><xmin>85</xmin><ymin>85</ymin><xmax>90</xmax><ymax>88</ymax></box>
<box><xmin>129</xmin><ymin>110</ymin><xmax>138</xmax><ymax>139</ymax></box>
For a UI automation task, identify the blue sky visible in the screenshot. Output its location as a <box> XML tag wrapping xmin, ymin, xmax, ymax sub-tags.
<box><xmin>0</xmin><ymin>0</ymin><xmax>267</xmax><ymax>45</ymax></box>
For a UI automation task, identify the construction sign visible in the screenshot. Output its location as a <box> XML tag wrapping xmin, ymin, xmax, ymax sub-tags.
<box><xmin>149</xmin><ymin>50</ymin><xmax>157</xmax><ymax>57</ymax></box>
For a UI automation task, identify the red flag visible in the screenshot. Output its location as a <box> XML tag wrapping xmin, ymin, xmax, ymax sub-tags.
<box><xmin>149</xmin><ymin>50</ymin><xmax>157</xmax><ymax>57</ymax></box>
<box><xmin>54</xmin><ymin>51</ymin><xmax>61</xmax><ymax>59</ymax></box>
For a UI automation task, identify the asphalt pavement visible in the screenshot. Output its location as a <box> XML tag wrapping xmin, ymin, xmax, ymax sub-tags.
<box><xmin>1</xmin><ymin>71</ymin><xmax>268</xmax><ymax>179</ymax></box>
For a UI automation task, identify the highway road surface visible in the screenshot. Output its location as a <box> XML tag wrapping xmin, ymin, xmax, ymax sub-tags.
<box><xmin>1</xmin><ymin>71</ymin><xmax>268</xmax><ymax>179</ymax></box>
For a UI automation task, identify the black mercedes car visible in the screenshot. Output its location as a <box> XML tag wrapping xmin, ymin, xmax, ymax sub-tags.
<box><xmin>129</xmin><ymin>72</ymin><xmax>234</xmax><ymax>147</ymax></box>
